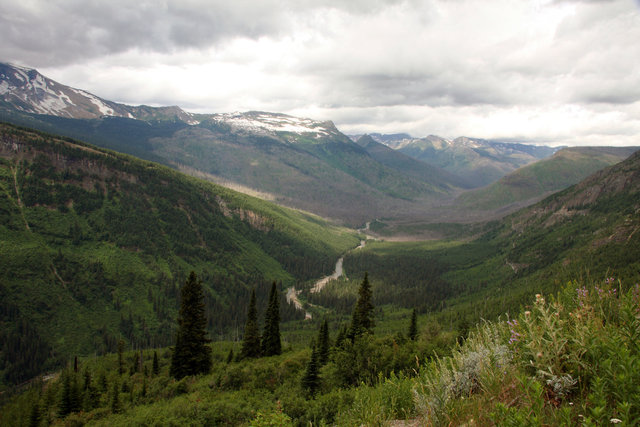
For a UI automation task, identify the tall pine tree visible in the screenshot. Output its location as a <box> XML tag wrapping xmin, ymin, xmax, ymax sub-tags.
<box><xmin>301</xmin><ymin>344</ymin><xmax>320</xmax><ymax>397</ymax></box>
<box><xmin>317</xmin><ymin>318</ymin><xmax>330</xmax><ymax>366</ymax></box>
<box><xmin>241</xmin><ymin>289</ymin><xmax>262</xmax><ymax>359</ymax></box>
<box><xmin>349</xmin><ymin>272</ymin><xmax>374</xmax><ymax>339</ymax></box>
<box><xmin>170</xmin><ymin>271</ymin><xmax>212</xmax><ymax>379</ymax></box>
<box><xmin>152</xmin><ymin>351</ymin><xmax>159</xmax><ymax>375</ymax></box>
<box><xmin>261</xmin><ymin>282</ymin><xmax>282</xmax><ymax>356</ymax></box>
<box><xmin>408</xmin><ymin>309</ymin><xmax>418</xmax><ymax>341</ymax></box>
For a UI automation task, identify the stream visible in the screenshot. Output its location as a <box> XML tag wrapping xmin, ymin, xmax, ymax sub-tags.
<box><xmin>286</xmin><ymin>233</ymin><xmax>369</xmax><ymax>320</ymax></box>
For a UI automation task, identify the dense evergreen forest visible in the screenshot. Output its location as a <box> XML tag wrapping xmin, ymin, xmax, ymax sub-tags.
<box><xmin>0</xmin><ymin>123</ymin><xmax>358</xmax><ymax>387</ymax></box>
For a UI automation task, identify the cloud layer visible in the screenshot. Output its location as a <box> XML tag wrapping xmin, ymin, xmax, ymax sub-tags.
<box><xmin>2</xmin><ymin>0</ymin><xmax>639</xmax><ymax>145</ymax></box>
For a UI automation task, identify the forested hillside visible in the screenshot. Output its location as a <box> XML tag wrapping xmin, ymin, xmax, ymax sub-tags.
<box><xmin>334</xmin><ymin>150</ymin><xmax>640</xmax><ymax>325</ymax></box>
<box><xmin>0</xmin><ymin>123</ymin><xmax>359</xmax><ymax>387</ymax></box>
<box><xmin>0</xmin><ymin>105</ymin><xmax>463</xmax><ymax>225</ymax></box>
<box><xmin>455</xmin><ymin>146</ymin><xmax>638</xmax><ymax>210</ymax></box>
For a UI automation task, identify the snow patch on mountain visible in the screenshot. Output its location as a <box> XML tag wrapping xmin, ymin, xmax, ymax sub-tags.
<box><xmin>215</xmin><ymin>112</ymin><xmax>330</xmax><ymax>137</ymax></box>
<box><xmin>70</xmin><ymin>88</ymin><xmax>115</xmax><ymax>116</ymax></box>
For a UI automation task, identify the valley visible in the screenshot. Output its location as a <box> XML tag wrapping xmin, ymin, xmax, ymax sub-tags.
<box><xmin>1</xmin><ymin>62</ymin><xmax>639</xmax><ymax>426</ymax></box>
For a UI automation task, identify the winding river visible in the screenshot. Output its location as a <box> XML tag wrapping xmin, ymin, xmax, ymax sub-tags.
<box><xmin>286</xmin><ymin>237</ymin><xmax>368</xmax><ymax>320</ymax></box>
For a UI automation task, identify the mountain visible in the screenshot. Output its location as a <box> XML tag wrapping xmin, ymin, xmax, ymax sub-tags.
<box><xmin>340</xmin><ymin>147</ymin><xmax>640</xmax><ymax>322</ymax></box>
<box><xmin>0</xmin><ymin>62</ymin><xmax>197</xmax><ymax>123</ymax></box>
<box><xmin>0</xmin><ymin>63</ymin><xmax>465</xmax><ymax>225</ymax></box>
<box><xmin>368</xmin><ymin>133</ymin><xmax>559</xmax><ymax>187</ymax></box>
<box><xmin>354</xmin><ymin>134</ymin><xmax>471</xmax><ymax>189</ymax></box>
<box><xmin>0</xmin><ymin>123</ymin><xmax>360</xmax><ymax>385</ymax></box>
<box><xmin>454</xmin><ymin>146</ymin><xmax>638</xmax><ymax>211</ymax></box>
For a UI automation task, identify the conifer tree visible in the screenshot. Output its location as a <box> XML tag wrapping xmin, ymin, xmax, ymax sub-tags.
<box><xmin>58</xmin><ymin>372</ymin><xmax>72</xmax><ymax>417</ymax></box>
<box><xmin>408</xmin><ymin>309</ymin><xmax>418</xmax><ymax>341</ymax></box>
<box><xmin>130</xmin><ymin>351</ymin><xmax>139</xmax><ymax>375</ymax></box>
<box><xmin>301</xmin><ymin>344</ymin><xmax>320</xmax><ymax>397</ymax></box>
<box><xmin>98</xmin><ymin>371</ymin><xmax>108</xmax><ymax>392</ymax></box>
<box><xmin>334</xmin><ymin>324</ymin><xmax>348</xmax><ymax>348</ymax></box>
<box><xmin>317</xmin><ymin>319</ymin><xmax>330</xmax><ymax>365</ymax></box>
<box><xmin>226</xmin><ymin>348</ymin><xmax>234</xmax><ymax>364</ymax></box>
<box><xmin>142</xmin><ymin>377</ymin><xmax>147</xmax><ymax>397</ymax></box>
<box><xmin>117</xmin><ymin>339</ymin><xmax>125</xmax><ymax>375</ymax></box>
<box><xmin>261</xmin><ymin>282</ymin><xmax>282</xmax><ymax>356</ymax></box>
<box><xmin>170</xmin><ymin>271</ymin><xmax>212</xmax><ymax>379</ymax></box>
<box><xmin>349</xmin><ymin>272</ymin><xmax>375</xmax><ymax>339</ymax></box>
<box><xmin>70</xmin><ymin>373</ymin><xmax>81</xmax><ymax>413</ymax></box>
<box><xmin>58</xmin><ymin>370</ymin><xmax>81</xmax><ymax>417</ymax></box>
<box><xmin>241</xmin><ymin>289</ymin><xmax>262</xmax><ymax>358</ymax></box>
<box><xmin>110</xmin><ymin>380</ymin><xmax>121</xmax><ymax>414</ymax></box>
<box><xmin>152</xmin><ymin>351</ymin><xmax>159</xmax><ymax>375</ymax></box>
<box><xmin>28</xmin><ymin>401</ymin><xmax>41</xmax><ymax>427</ymax></box>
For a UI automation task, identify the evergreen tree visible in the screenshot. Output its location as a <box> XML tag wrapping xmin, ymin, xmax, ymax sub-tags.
<box><xmin>117</xmin><ymin>339</ymin><xmax>125</xmax><ymax>375</ymax></box>
<box><xmin>28</xmin><ymin>401</ymin><xmax>41</xmax><ymax>427</ymax></box>
<box><xmin>98</xmin><ymin>371</ymin><xmax>108</xmax><ymax>392</ymax></box>
<box><xmin>317</xmin><ymin>318</ymin><xmax>330</xmax><ymax>366</ymax></box>
<box><xmin>170</xmin><ymin>271</ymin><xmax>212</xmax><ymax>379</ymax></box>
<box><xmin>69</xmin><ymin>373</ymin><xmax>81</xmax><ymax>413</ymax></box>
<box><xmin>59</xmin><ymin>370</ymin><xmax>80</xmax><ymax>417</ymax></box>
<box><xmin>58</xmin><ymin>371</ymin><xmax>72</xmax><ymax>417</ymax></box>
<box><xmin>141</xmin><ymin>377</ymin><xmax>147</xmax><ymax>397</ymax></box>
<box><xmin>152</xmin><ymin>351</ymin><xmax>159</xmax><ymax>375</ymax></box>
<box><xmin>261</xmin><ymin>282</ymin><xmax>282</xmax><ymax>356</ymax></box>
<box><xmin>82</xmin><ymin>368</ymin><xmax>91</xmax><ymax>390</ymax></box>
<box><xmin>408</xmin><ymin>309</ymin><xmax>418</xmax><ymax>341</ymax></box>
<box><xmin>226</xmin><ymin>348</ymin><xmax>234</xmax><ymax>364</ymax></box>
<box><xmin>130</xmin><ymin>351</ymin><xmax>139</xmax><ymax>375</ymax></box>
<box><xmin>349</xmin><ymin>272</ymin><xmax>375</xmax><ymax>339</ymax></box>
<box><xmin>334</xmin><ymin>324</ymin><xmax>348</xmax><ymax>349</ymax></box>
<box><xmin>241</xmin><ymin>289</ymin><xmax>262</xmax><ymax>359</ymax></box>
<box><xmin>301</xmin><ymin>344</ymin><xmax>320</xmax><ymax>397</ymax></box>
<box><xmin>110</xmin><ymin>380</ymin><xmax>121</xmax><ymax>414</ymax></box>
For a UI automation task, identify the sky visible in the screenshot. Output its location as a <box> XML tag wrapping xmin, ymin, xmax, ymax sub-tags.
<box><xmin>1</xmin><ymin>0</ymin><xmax>640</xmax><ymax>146</ymax></box>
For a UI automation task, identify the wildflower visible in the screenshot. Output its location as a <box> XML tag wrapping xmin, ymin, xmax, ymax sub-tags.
<box><xmin>610</xmin><ymin>418</ymin><xmax>622</xmax><ymax>424</ymax></box>
<box><xmin>524</xmin><ymin>311</ymin><xmax>531</xmax><ymax>317</ymax></box>
<box><xmin>536</xmin><ymin>352</ymin><xmax>543</xmax><ymax>359</ymax></box>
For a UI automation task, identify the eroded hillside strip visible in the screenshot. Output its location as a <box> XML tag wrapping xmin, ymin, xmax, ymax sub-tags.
<box><xmin>10</xmin><ymin>162</ymin><xmax>31</xmax><ymax>232</ymax></box>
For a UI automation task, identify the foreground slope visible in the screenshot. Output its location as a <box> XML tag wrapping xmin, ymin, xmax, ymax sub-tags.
<box><xmin>0</xmin><ymin>123</ymin><xmax>359</xmax><ymax>385</ymax></box>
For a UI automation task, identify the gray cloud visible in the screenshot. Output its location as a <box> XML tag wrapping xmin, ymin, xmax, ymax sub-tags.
<box><xmin>0</xmin><ymin>0</ymin><xmax>413</xmax><ymax>67</ymax></box>
<box><xmin>2</xmin><ymin>0</ymin><xmax>639</xmax><ymax>146</ymax></box>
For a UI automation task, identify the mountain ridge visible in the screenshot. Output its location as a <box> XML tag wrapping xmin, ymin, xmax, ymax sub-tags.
<box><xmin>363</xmin><ymin>132</ymin><xmax>560</xmax><ymax>187</ymax></box>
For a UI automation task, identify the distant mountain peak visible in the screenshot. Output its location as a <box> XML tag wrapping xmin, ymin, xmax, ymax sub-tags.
<box><xmin>210</xmin><ymin>111</ymin><xmax>339</xmax><ymax>138</ymax></box>
<box><xmin>0</xmin><ymin>62</ymin><xmax>197</xmax><ymax>124</ymax></box>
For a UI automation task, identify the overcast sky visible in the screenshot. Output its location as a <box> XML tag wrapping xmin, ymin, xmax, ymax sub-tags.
<box><xmin>2</xmin><ymin>0</ymin><xmax>639</xmax><ymax>145</ymax></box>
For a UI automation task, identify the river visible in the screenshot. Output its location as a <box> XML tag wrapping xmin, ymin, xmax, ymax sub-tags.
<box><xmin>286</xmin><ymin>238</ymin><xmax>368</xmax><ymax>320</ymax></box>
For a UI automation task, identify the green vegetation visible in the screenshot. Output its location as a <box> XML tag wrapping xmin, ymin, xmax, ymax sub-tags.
<box><xmin>0</xmin><ymin>123</ymin><xmax>358</xmax><ymax>387</ymax></box>
<box><xmin>169</xmin><ymin>272</ymin><xmax>212</xmax><ymax>379</ymax></box>
<box><xmin>455</xmin><ymin>146</ymin><xmax>637</xmax><ymax>210</ymax></box>
<box><xmin>261</xmin><ymin>282</ymin><xmax>282</xmax><ymax>357</ymax></box>
<box><xmin>0</xmin><ymin>121</ymin><xmax>638</xmax><ymax>425</ymax></box>
<box><xmin>0</xmin><ymin>108</ymin><xmax>465</xmax><ymax>226</ymax></box>
<box><xmin>349</xmin><ymin>273</ymin><xmax>375</xmax><ymax>338</ymax></box>
<box><xmin>5</xmin><ymin>277</ymin><xmax>637</xmax><ymax>426</ymax></box>
<box><xmin>241</xmin><ymin>290</ymin><xmax>262</xmax><ymax>360</ymax></box>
